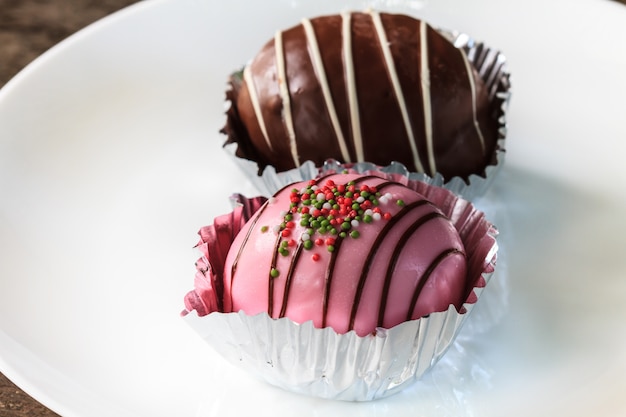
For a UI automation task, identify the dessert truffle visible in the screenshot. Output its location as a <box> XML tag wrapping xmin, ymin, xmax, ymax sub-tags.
<box><xmin>187</xmin><ymin>173</ymin><xmax>471</xmax><ymax>336</ymax></box>
<box><xmin>224</xmin><ymin>11</ymin><xmax>503</xmax><ymax>181</ymax></box>
<box><xmin>182</xmin><ymin>170</ymin><xmax>499</xmax><ymax>400</ymax></box>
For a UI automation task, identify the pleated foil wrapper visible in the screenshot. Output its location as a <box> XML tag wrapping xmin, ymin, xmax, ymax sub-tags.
<box><xmin>182</xmin><ymin>173</ymin><xmax>499</xmax><ymax>401</ymax></box>
<box><xmin>222</xmin><ymin>26</ymin><xmax>511</xmax><ymax>201</ymax></box>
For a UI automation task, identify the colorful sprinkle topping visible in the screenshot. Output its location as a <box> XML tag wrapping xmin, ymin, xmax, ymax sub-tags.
<box><xmin>268</xmin><ymin>179</ymin><xmax>395</xmax><ymax>260</ymax></box>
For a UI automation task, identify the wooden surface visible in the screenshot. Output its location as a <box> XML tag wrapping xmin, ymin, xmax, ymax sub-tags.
<box><xmin>0</xmin><ymin>0</ymin><xmax>625</xmax><ymax>415</ymax></box>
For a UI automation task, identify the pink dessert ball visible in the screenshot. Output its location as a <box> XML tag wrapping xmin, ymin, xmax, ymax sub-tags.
<box><xmin>222</xmin><ymin>173</ymin><xmax>467</xmax><ymax>336</ymax></box>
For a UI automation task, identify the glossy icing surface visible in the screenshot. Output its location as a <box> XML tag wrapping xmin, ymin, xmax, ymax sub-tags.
<box><xmin>225</xmin><ymin>12</ymin><xmax>499</xmax><ymax>180</ymax></box>
<box><xmin>222</xmin><ymin>173</ymin><xmax>467</xmax><ymax>336</ymax></box>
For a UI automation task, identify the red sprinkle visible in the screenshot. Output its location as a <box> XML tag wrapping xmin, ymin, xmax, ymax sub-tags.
<box><xmin>312</xmin><ymin>253</ymin><xmax>320</xmax><ymax>262</ymax></box>
<box><xmin>288</xmin><ymin>239</ymin><xmax>297</xmax><ymax>247</ymax></box>
<box><xmin>315</xmin><ymin>238</ymin><xmax>324</xmax><ymax>246</ymax></box>
<box><xmin>383</xmin><ymin>212</ymin><xmax>392</xmax><ymax>220</ymax></box>
<box><xmin>285</xmin><ymin>221</ymin><xmax>295</xmax><ymax>229</ymax></box>
<box><xmin>325</xmin><ymin>237</ymin><xmax>336</xmax><ymax>246</ymax></box>
<box><xmin>281</xmin><ymin>229</ymin><xmax>292</xmax><ymax>237</ymax></box>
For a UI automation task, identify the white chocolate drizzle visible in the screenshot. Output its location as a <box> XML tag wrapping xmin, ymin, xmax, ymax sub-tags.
<box><xmin>342</xmin><ymin>12</ymin><xmax>364</xmax><ymax>161</ymax></box>
<box><xmin>459</xmin><ymin>49</ymin><xmax>486</xmax><ymax>153</ymax></box>
<box><xmin>369</xmin><ymin>10</ymin><xmax>425</xmax><ymax>173</ymax></box>
<box><xmin>274</xmin><ymin>30</ymin><xmax>300</xmax><ymax>167</ymax></box>
<box><xmin>301</xmin><ymin>18</ymin><xmax>352</xmax><ymax>162</ymax></box>
<box><xmin>419</xmin><ymin>20</ymin><xmax>436</xmax><ymax>176</ymax></box>
<box><xmin>243</xmin><ymin>66</ymin><xmax>273</xmax><ymax>152</ymax></box>
<box><xmin>242</xmin><ymin>12</ymin><xmax>488</xmax><ymax>175</ymax></box>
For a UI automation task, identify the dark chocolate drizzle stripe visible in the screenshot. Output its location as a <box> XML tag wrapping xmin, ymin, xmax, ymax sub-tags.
<box><xmin>405</xmin><ymin>248</ymin><xmax>465</xmax><ymax>321</ymax></box>
<box><xmin>271</xmin><ymin>173</ymin><xmax>337</xmax><ymax>318</ymax></box>
<box><xmin>278</xmin><ymin>241</ymin><xmax>305</xmax><ymax>318</ymax></box>
<box><xmin>229</xmin><ymin>200</ymin><xmax>270</xmax><ymax>309</ymax></box>
<box><xmin>376</xmin><ymin>211</ymin><xmax>445</xmax><ymax>327</ymax></box>
<box><xmin>321</xmin><ymin>177</ymin><xmax>395</xmax><ymax>327</ymax></box>
<box><xmin>321</xmin><ymin>235</ymin><xmax>344</xmax><ymax>328</ymax></box>
<box><xmin>267</xmin><ymin>233</ymin><xmax>282</xmax><ymax>317</ymax></box>
<box><xmin>348</xmin><ymin>199</ymin><xmax>430</xmax><ymax>330</ymax></box>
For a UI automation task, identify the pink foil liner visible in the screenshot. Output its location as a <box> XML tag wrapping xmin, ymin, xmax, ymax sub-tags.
<box><xmin>182</xmin><ymin>171</ymin><xmax>498</xmax><ymax>401</ymax></box>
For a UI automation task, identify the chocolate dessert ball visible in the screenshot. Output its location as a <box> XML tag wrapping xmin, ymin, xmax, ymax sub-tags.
<box><xmin>224</xmin><ymin>11</ymin><xmax>502</xmax><ymax>181</ymax></box>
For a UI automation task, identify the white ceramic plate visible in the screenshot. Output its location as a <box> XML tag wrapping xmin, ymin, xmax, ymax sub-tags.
<box><xmin>1</xmin><ymin>0</ymin><xmax>626</xmax><ymax>415</ymax></box>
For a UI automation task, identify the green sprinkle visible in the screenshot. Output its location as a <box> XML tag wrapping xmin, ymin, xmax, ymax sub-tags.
<box><xmin>281</xmin><ymin>240</ymin><xmax>289</xmax><ymax>248</ymax></box>
<box><xmin>270</xmin><ymin>268</ymin><xmax>280</xmax><ymax>278</ymax></box>
<box><xmin>361</xmin><ymin>191</ymin><xmax>370</xmax><ymax>198</ymax></box>
<box><xmin>300</xmin><ymin>219</ymin><xmax>309</xmax><ymax>227</ymax></box>
<box><xmin>279</xmin><ymin>247</ymin><xmax>289</xmax><ymax>257</ymax></box>
<box><xmin>311</xmin><ymin>220</ymin><xmax>321</xmax><ymax>229</ymax></box>
<box><xmin>303</xmin><ymin>199</ymin><xmax>311</xmax><ymax>206</ymax></box>
<box><xmin>285</xmin><ymin>214</ymin><xmax>293</xmax><ymax>221</ymax></box>
<box><xmin>350</xmin><ymin>230</ymin><xmax>360</xmax><ymax>239</ymax></box>
<box><xmin>260</xmin><ymin>225</ymin><xmax>269</xmax><ymax>233</ymax></box>
<box><xmin>364</xmin><ymin>215</ymin><xmax>373</xmax><ymax>223</ymax></box>
<box><xmin>345</xmin><ymin>191</ymin><xmax>353</xmax><ymax>198</ymax></box>
<box><xmin>327</xmin><ymin>245</ymin><xmax>335</xmax><ymax>252</ymax></box>
<box><xmin>397</xmin><ymin>199</ymin><xmax>405</xmax><ymax>207</ymax></box>
<box><xmin>341</xmin><ymin>222</ymin><xmax>351</xmax><ymax>230</ymax></box>
<box><xmin>352</xmin><ymin>203</ymin><xmax>360</xmax><ymax>210</ymax></box>
<box><xmin>339</xmin><ymin>232</ymin><xmax>347</xmax><ymax>238</ymax></box>
<box><xmin>303</xmin><ymin>240</ymin><xmax>313</xmax><ymax>250</ymax></box>
<box><xmin>321</xmin><ymin>219</ymin><xmax>330</xmax><ymax>228</ymax></box>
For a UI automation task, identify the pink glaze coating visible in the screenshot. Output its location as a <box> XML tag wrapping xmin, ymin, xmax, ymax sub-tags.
<box><xmin>219</xmin><ymin>173</ymin><xmax>467</xmax><ymax>336</ymax></box>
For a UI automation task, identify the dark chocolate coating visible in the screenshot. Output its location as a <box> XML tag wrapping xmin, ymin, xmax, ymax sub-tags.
<box><xmin>223</xmin><ymin>12</ymin><xmax>502</xmax><ymax>181</ymax></box>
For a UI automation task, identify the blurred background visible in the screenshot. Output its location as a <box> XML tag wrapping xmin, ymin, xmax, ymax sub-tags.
<box><xmin>1</xmin><ymin>0</ymin><xmax>140</xmax><ymax>89</ymax></box>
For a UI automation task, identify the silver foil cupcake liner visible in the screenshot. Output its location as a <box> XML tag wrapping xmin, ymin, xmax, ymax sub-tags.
<box><xmin>182</xmin><ymin>174</ymin><xmax>499</xmax><ymax>401</ymax></box>
<box><xmin>223</xmin><ymin>25</ymin><xmax>511</xmax><ymax>201</ymax></box>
